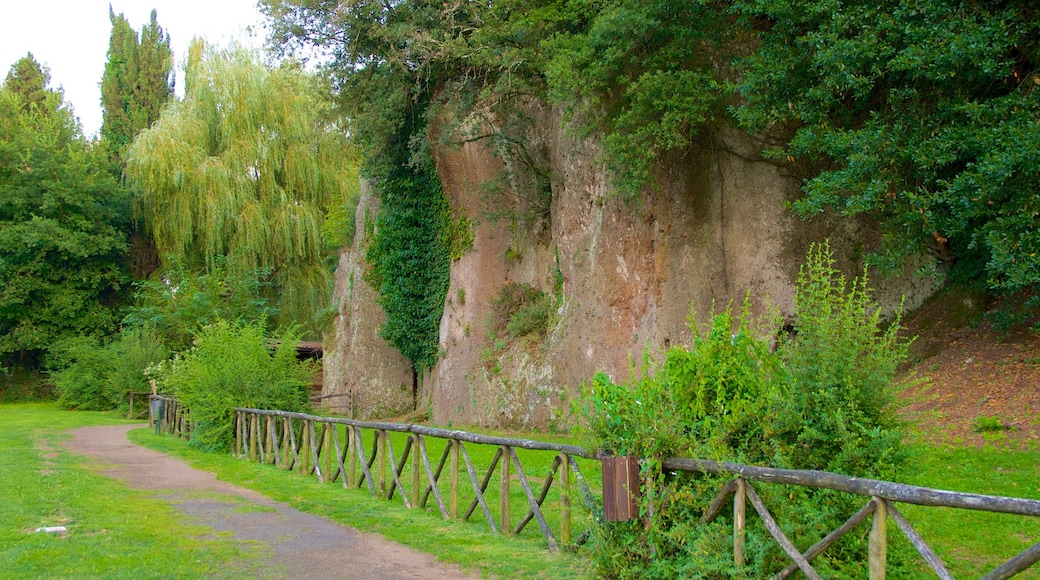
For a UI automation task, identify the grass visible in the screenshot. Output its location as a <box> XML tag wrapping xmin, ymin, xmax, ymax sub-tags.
<box><xmin>0</xmin><ymin>403</ymin><xmax>263</xmax><ymax>579</ymax></box>
<box><xmin>4</xmin><ymin>401</ymin><xmax>1038</xmax><ymax>578</ymax></box>
<box><xmin>129</xmin><ymin>425</ymin><xmax>594</xmax><ymax>579</ymax></box>
<box><xmin>899</xmin><ymin>443</ymin><xmax>1040</xmax><ymax>578</ymax></box>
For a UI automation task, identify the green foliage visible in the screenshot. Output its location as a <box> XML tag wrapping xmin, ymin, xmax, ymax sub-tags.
<box><xmin>125</xmin><ymin>41</ymin><xmax>360</xmax><ymax>332</ymax></box>
<box><xmin>101</xmin><ymin>8</ymin><xmax>174</xmax><ymax>165</ymax></box>
<box><xmin>266</xmin><ymin>0</ymin><xmax>1040</xmax><ymax>303</ymax></box>
<box><xmin>580</xmin><ymin>244</ymin><xmax>909</xmax><ymax>577</ymax></box>
<box><xmin>47</xmin><ymin>336</ymin><xmax>111</xmax><ymax>411</ymax></box>
<box><xmin>157</xmin><ymin>321</ymin><xmax>312</xmax><ymax>452</ymax></box>
<box><xmin>543</xmin><ymin>0</ymin><xmax>725</xmax><ymax>196</ymax></box>
<box><xmin>776</xmin><ymin>242</ymin><xmax>908</xmax><ymax>477</ymax></box>
<box><xmin>364</xmin><ymin>162</ymin><xmax>451</xmax><ymax>372</ymax></box>
<box><xmin>321</xmin><ymin>184</ymin><xmax>362</xmax><ymax>253</ymax></box>
<box><xmin>123</xmin><ymin>257</ymin><xmax>276</xmax><ymax>350</ymax></box>
<box><xmin>0</xmin><ymin>57</ymin><xmax>130</xmax><ymax>366</ymax></box>
<box><xmin>47</xmin><ymin>328</ymin><xmax>169</xmax><ymax>412</ymax></box>
<box><xmin>491</xmin><ymin>282</ymin><xmax>554</xmax><ymax>340</ymax></box>
<box><xmin>733</xmin><ymin>0</ymin><xmax>1040</xmax><ymax>293</ymax></box>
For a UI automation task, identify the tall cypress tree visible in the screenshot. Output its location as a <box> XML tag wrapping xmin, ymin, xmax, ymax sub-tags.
<box><xmin>100</xmin><ymin>8</ymin><xmax>173</xmax><ymax>165</ymax></box>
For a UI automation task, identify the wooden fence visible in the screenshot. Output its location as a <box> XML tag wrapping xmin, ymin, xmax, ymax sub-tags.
<box><xmin>663</xmin><ymin>457</ymin><xmax>1040</xmax><ymax>580</ymax></box>
<box><xmin>150</xmin><ymin>396</ymin><xmax>1040</xmax><ymax>577</ymax></box>
<box><xmin>231</xmin><ymin>406</ymin><xmax>598</xmax><ymax>552</ymax></box>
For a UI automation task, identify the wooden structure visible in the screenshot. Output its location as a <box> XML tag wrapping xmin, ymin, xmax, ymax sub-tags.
<box><xmin>232</xmin><ymin>405</ymin><xmax>597</xmax><ymax>551</ymax></box>
<box><xmin>601</xmin><ymin>455</ymin><xmax>639</xmax><ymax>522</ymax></box>
<box><xmin>150</xmin><ymin>396</ymin><xmax>1040</xmax><ymax>576</ymax></box>
<box><xmin>664</xmin><ymin>457</ymin><xmax>1040</xmax><ymax>579</ymax></box>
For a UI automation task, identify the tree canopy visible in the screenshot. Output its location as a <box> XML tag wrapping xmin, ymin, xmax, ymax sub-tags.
<box><xmin>101</xmin><ymin>8</ymin><xmax>174</xmax><ymax>165</ymax></box>
<box><xmin>0</xmin><ymin>56</ymin><xmax>130</xmax><ymax>365</ymax></box>
<box><xmin>125</xmin><ymin>41</ymin><xmax>360</xmax><ymax>330</ymax></box>
<box><xmin>263</xmin><ymin>0</ymin><xmax>1040</xmax><ymax>300</ymax></box>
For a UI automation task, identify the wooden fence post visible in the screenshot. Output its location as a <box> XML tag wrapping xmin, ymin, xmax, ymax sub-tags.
<box><xmin>411</xmin><ymin>434</ymin><xmax>421</xmax><ymax>508</ymax></box>
<box><xmin>235</xmin><ymin>411</ymin><xmax>242</xmax><ymax>457</ymax></box>
<box><xmin>501</xmin><ymin>446</ymin><xmax>512</xmax><ymax>536</ymax></box>
<box><xmin>299</xmin><ymin>421</ymin><xmax>311</xmax><ymax>474</ymax></box>
<box><xmin>323</xmin><ymin>423</ymin><xmax>333</xmax><ymax>482</ymax></box>
<box><xmin>870</xmin><ymin>496</ymin><xmax>887</xmax><ymax>580</ymax></box>
<box><xmin>734</xmin><ymin>478</ymin><xmax>747</xmax><ymax>568</ymax></box>
<box><xmin>348</xmin><ymin>427</ymin><xmax>357</xmax><ymax>487</ymax></box>
<box><xmin>265</xmin><ymin>415</ymin><xmax>274</xmax><ymax>464</ymax></box>
<box><xmin>561</xmin><ymin>453</ymin><xmax>571</xmax><ymax>545</ymax></box>
<box><xmin>248</xmin><ymin>413</ymin><xmax>258</xmax><ymax>462</ymax></box>
<box><xmin>378</xmin><ymin>430</ymin><xmax>387</xmax><ymax>495</ymax></box>
<box><xmin>450</xmin><ymin>440</ymin><xmax>460</xmax><ymax>519</ymax></box>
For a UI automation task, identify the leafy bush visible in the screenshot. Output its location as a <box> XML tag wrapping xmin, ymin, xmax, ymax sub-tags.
<box><xmin>156</xmin><ymin>321</ymin><xmax>312</xmax><ymax>452</ymax></box>
<box><xmin>123</xmin><ymin>257</ymin><xmax>276</xmax><ymax>350</ymax></box>
<box><xmin>580</xmin><ymin>243</ymin><xmax>909</xmax><ymax>577</ymax></box>
<box><xmin>491</xmin><ymin>282</ymin><xmax>553</xmax><ymax>339</ymax></box>
<box><xmin>48</xmin><ymin>336</ymin><xmax>112</xmax><ymax>411</ymax></box>
<box><xmin>48</xmin><ymin>328</ymin><xmax>169</xmax><ymax>412</ymax></box>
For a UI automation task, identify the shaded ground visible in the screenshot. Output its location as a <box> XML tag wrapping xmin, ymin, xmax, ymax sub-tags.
<box><xmin>63</xmin><ymin>424</ymin><xmax>481</xmax><ymax>580</ymax></box>
<box><xmin>899</xmin><ymin>291</ymin><xmax>1040</xmax><ymax>449</ymax></box>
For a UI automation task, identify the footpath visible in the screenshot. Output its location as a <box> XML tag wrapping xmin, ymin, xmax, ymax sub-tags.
<box><xmin>64</xmin><ymin>424</ymin><xmax>481</xmax><ymax>580</ymax></box>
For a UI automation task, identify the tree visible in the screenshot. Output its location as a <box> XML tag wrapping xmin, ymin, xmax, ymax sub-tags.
<box><xmin>732</xmin><ymin>0</ymin><xmax>1040</xmax><ymax>293</ymax></box>
<box><xmin>265</xmin><ymin>0</ymin><xmax>1040</xmax><ymax>303</ymax></box>
<box><xmin>125</xmin><ymin>41</ymin><xmax>360</xmax><ymax>331</ymax></box>
<box><xmin>0</xmin><ymin>57</ymin><xmax>130</xmax><ymax>366</ymax></box>
<box><xmin>100</xmin><ymin>8</ymin><xmax>174</xmax><ymax>164</ymax></box>
<box><xmin>4</xmin><ymin>52</ymin><xmax>53</xmax><ymax>113</ymax></box>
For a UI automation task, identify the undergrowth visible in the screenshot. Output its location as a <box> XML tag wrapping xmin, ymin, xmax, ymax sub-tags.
<box><xmin>579</xmin><ymin>243</ymin><xmax>912</xmax><ymax>578</ymax></box>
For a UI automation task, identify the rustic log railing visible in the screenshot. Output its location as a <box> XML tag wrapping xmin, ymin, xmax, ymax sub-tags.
<box><xmin>232</xmin><ymin>406</ymin><xmax>598</xmax><ymax>551</ymax></box>
<box><xmin>149</xmin><ymin>396</ymin><xmax>1040</xmax><ymax>575</ymax></box>
<box><xmin>664</xmin><ymin>457</ymin><xmax>1040</xmax><ymax>580</ymax></box>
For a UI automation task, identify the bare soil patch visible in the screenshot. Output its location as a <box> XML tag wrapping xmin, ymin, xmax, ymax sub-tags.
<box><xmin>899</xmin><ymin>291</ymin><xmax>1040</xmax><ymax>449</ymax></box>
<box><xmin>64</xmin><ymin>424</ymin><xmax>481</xmax><ymax>580</ymax></box>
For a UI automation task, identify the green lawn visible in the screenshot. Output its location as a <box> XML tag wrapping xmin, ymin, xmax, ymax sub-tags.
<box><xmin>130</xmin><ymin>424</ymin><xmax>595</xmax><ymax>579</ymax></box>
<box><xmin>0</xmin><ymin>403</ymin><xmax>263</xmax><ymax>579</ymax></box>
<box><xmin>899</xmin><ymin>443</ymin><xmax>1040</xmax><ymax>578</ymax></box>
<box><xmin>4</xmin><ymin>401</ymin><xmax>1038</xmax><ymax>579</ymax></box>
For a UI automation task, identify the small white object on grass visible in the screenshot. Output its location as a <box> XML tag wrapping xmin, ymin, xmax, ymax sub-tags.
<box><xmin>35</xmin><ymin>526</ymin><xmax>67</xmax><ymax>534</ymax></box>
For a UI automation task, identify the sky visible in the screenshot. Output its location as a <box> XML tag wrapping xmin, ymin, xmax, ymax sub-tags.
<box><xmin>0</xmin><ymin>0</ymin><xmax>267</xmax><ymax>138</ymax></box>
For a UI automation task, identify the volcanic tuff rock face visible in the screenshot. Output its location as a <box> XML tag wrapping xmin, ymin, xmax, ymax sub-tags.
<box><xmin>323</xmin><ymin>112</ymin><xmax>941</xmax><ymax>427</ymax></box>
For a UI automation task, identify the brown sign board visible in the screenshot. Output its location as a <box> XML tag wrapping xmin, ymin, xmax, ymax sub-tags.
<box><xmin>601</xmin><ymin>455</ymin><xmax>640</xmax><ymax>522</ymax></box>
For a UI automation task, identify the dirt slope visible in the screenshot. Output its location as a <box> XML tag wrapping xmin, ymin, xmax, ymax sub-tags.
<box><xmin>899</xmin><ymin>292</ymin><xmax>1040</xmax><ymax>449</ymax></box>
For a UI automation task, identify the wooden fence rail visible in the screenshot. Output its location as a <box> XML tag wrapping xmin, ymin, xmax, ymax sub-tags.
<box><xmin>149</xmin><ymin>396</ymin><xmax>1040</xmax><ymax>577</ymax></box>
<box><xmin>663</xmin><ymin>457</ymin><xmax>1040</xmax><ymax>580</ymax></box>
<box><xmin>230</xmin><ymin>405</ymin><xmax>598</xmax><ymax>551</ymax></box>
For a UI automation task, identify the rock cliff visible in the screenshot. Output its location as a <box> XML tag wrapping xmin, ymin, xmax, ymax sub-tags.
<box><xmin>323</xmin><ymin>111</ymin><xmax>941</xmax><ymax>427</ymax></box>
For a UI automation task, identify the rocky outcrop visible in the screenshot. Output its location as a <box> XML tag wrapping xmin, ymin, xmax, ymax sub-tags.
<box><xmin>322</xmin><ymin>186</ymin><xmax>414</xmax><ymax>418</ymax></box>
<box><xmin>323</xmin><ymin>112</ymin><xmax>942</xmax><ymax>426</ymax></box>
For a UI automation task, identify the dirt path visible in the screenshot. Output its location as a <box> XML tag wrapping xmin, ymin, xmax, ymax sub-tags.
<box><xmin>64</xmin><ymin>424</ymin><xmax>482</xmax><ymax>580</ymax></box>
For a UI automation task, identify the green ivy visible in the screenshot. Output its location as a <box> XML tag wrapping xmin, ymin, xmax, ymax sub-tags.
<box><xmin>363</xmin><ymin>103</ymin><xmax>452</xmax><ymax>371</ymax></box>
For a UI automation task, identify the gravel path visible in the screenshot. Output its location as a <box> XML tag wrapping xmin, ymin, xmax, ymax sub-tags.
<box><xmin>64</xmin><ymin>424</ymin><xmax>481</xmax><ymax>580</ymax></box>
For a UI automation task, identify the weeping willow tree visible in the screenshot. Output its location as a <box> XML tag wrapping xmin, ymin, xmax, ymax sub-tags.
<box><xmin>126</xmin><ymin>40</ymin><xmax>360</xmax><ymax>330</ymax></box>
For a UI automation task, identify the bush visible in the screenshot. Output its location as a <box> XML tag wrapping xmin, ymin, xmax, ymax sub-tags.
<box><xmin>491</xmin><ymin>282</ymin><xmax>553</xmax><ymax>339</ymax></box>
<box><xmin>156</xmin><ymin>321</ymin><xmax>312</xmax><ymax>452</ymax></box>
<box><xmin>48</xmin><ymin>328</ymin><xmax>170</xmax><ymax>412</ymax></box>
<box><xmin>580</xmin><ymin>243</ymin><xmax>909</xmax><ymax>577</ymax></box>
<box><xmin>123</xmin><ymin>257</ymin><xmax>276</xmax><ymax>350</ymax></box>
<box><xmin>48</xmin><ymin>336</ymin><xmax>112</xmax><ymax>411</ymax></box>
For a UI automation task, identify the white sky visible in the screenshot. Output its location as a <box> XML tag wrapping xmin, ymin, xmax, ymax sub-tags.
<box><xmin>0</xmin><ymin>0</ymin><xmax>267</xmax><ymax>138</ymax></box>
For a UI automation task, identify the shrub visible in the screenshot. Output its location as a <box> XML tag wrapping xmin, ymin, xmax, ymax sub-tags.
<box><xmin>491</xmin><ymin>282</ymin><xmax>553</xmax><ymax>339</ymax></box>
<box><xmin>157</xmin><ymin>321</ymin><xmax>312</xmax><ymax>452</ymax></box>
<box><xmin>48</xmin><ymin>328</ymin><xmax>170</xmax><ymax>412</ymax></box>
<box><xmin>48</xmin><ymin>336</ymin><xmax>112</xmax><ymax>411</ymax></box>
<box><xmin>579</xmin><ymin>243</ymin><xmax>909</xmax><ymax>577</ymax></box>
